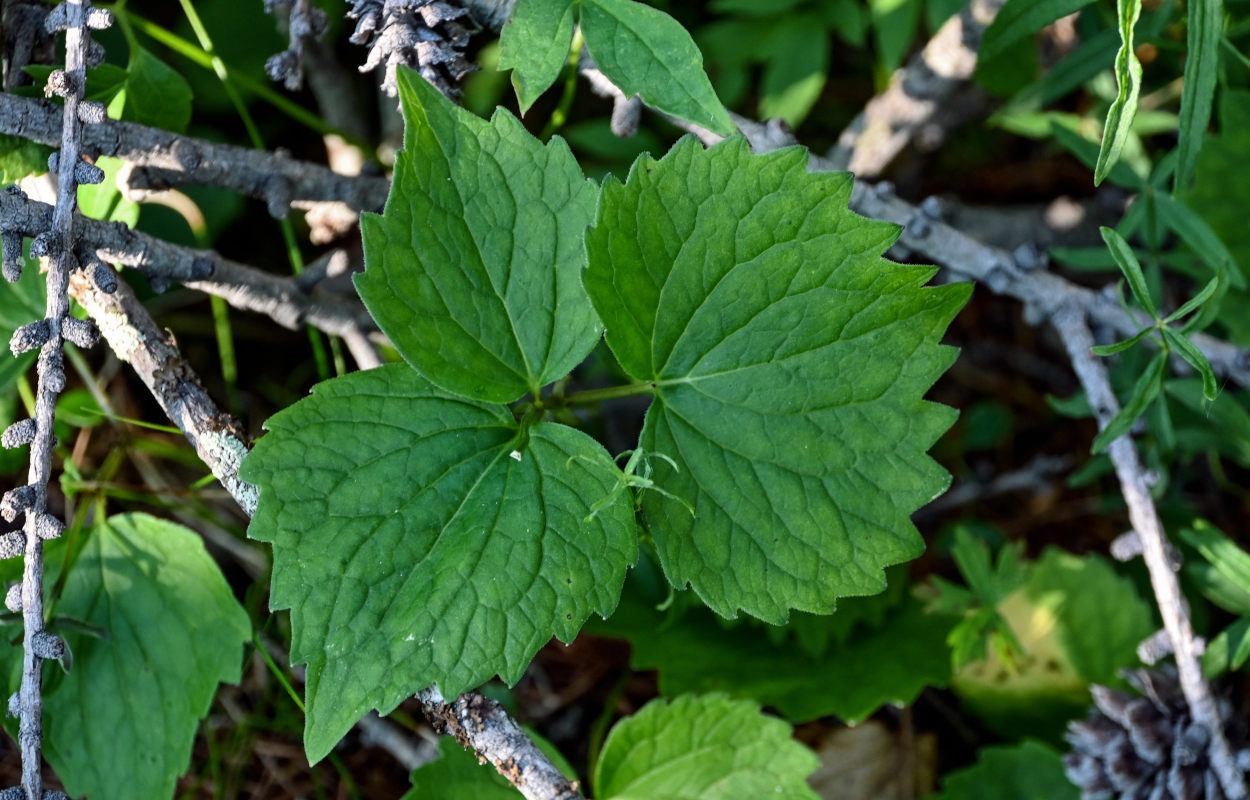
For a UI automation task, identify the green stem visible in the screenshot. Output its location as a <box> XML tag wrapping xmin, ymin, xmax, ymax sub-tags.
<box><xmin>563</xmin><ymin>382</ymin><xmax>656</xmax><ymax>406</ymax></box>
<box><xmin>540</xmin><ymin>28</ymin><xmax>584</xmax><ymax>139</ymax></box>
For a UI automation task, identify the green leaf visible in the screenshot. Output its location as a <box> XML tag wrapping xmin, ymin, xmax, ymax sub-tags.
<box><xmin>1203</xmin><ymin>616</ymin><xmax>1250</xmax><ymax>676</ymax></box>
<box><xmin>355</xmin><ymin>68</ymin><xmax>601</xmax><ymax>403</ymax></box>
<box><xmin>758</xmin><ymin>17</ymin><xmax>829</xmax><ymax>127</ymax></box>
<box><xmin>241</xmin><ymin>364</ymin><xmax>638</xmax><ymax>762</ymax></box>
<box><xmin>77</xmin><ymin>92</ymin><xmax>139</xmax><ymax>226</ymax></box>
<box><xmin>498</xmin><ymin>0</ymin><xmax>577</xmax><ymax>114</ymax></box>
<box><xmin>1049</xmin><ymin>122</ymin><xmax>1144</xmax><ymax>191</ymax></box>
<box><xmin>404</xmin><ymin>731</ymin><xmax>577</xmax><ymax>799</ymax></box>
<box><xmin>1181</xmin><ymin>520</ymin><xmax>1250</xmax><ymax>605</ymax></box>
<box><xmin>0</xmin><ymin>253</ymin><xmax>46</xmax><ymax>394</ymax></box>
<box><xmin>869</xmin><ymin>0</ymin><xmax>922</xmax><ymax>75</ymax></box>
<box><xmin>979</xmin><ymin>0</ymin><xmax>1094</xmax><ymax>63</ymax></box>
<box><xmin>123</xmin><ymin>45</ymin><xmax>194</xmax><ymax>132</ymax></box>
<box><xmin>39</xmin><ymin>514</ymin><xmax>250</xmax><ymax>800</ymax></box>
<box><xmin>0</xmin><ymin>133</ymin><xmax>50</xmax><ymax>185</ymax></box>
<box><xmin>584</xmin><ymin>138</ymin><xmax>967</xmax><ymax>621</ymax></box>
<box><xmin>1175</xmin><ymin>0</ymin><xmax>1223</xmax><ymax>190</ymax></box>
<box><xmin>929</xmin><ymin>741</ymin><xmax>1079</xmax><ymax>800</ymax></box>
<box><xmin>1163</xmin><ymin>273</ymin><xmax>1222</xmax><ymax>325</ymax></box>
<box><xmin>1092</xmin><ymin>349</ymin><xmax>1166</xmax><ymax>454</ymax></box>
<box><xmin>1094</xmin><ymin>0</ymin><xmax>1143</xmax><ymax>186</ymax></box>
<box><xmin>594</xmin><ymin>573</ymin><xmax>954</xmax><ymax>724</ymax></box>
<box><xmin>1161</xmin><ymin>327</ymin><xmax>1218</xmax><ymax>400</ymax></box>
<box><xmin>1100</xmin><ymin>227</ymin><xmax>1157</xmax><ymax>318</ymax></box>
<box><xmin>593</xmin><ymin>694</ymin><xmax>820</xmax><ymax>800</ymax></box>
<box><xmin>1165</xmin><ymin>378</ymin><xmax>1250</xmax><ymax>469</ymax></box>
<box><xmin>1182</xmin><ymin>90</ymin><xmax>1250</xmax><ymax>282</ymax></box>
<box><xmin>1090</xmin><ymin>326</ymin><xmax>1154</xmax><ymax>356</ymax></box>
<box><xmin>1154</xmin><ymin>191</ymin><xmax>1242</xmax><ymax>287</ymax></box>
<box><xmin>579</xmin><ymin>0</ymin><xmax>734</xmax><ymax>136</ymax></box>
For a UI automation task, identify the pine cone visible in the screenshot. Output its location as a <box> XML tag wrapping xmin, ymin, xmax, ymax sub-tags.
<box><xmin>348</xmin><ymin>0</ymin><xmax>475</xmax><ymax>98</ymax></box>
<box><xmin>1064</xmin><ymin>667</ymin><xmax>1249</xmax><ymax>800</ymax></box>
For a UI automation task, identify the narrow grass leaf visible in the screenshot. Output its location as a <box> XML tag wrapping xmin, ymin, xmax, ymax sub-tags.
<box><xmin>1094</xmin><ymin>0</ymin><xmax>1143</xmax><ymax>186</ymax></box>
<box><xmin>1175</xmin><ymin>0</ymin><xmax>1223</xmax><ymax>191</ymax></box>
<box><xmin>980</xmin><ymin>0</ymin><xmax>1094</xmax><ymax>63</ymax></box>
<box><xmin>1100</xmin><ymin>227</ymin><xmax>1157</xmax><ymax>317</ymax></box>
<box><xmin>1091</xmin><ymin>326</ymin><xmax>1154</xmax><ymax>356</ymax></box>
<box><xmin>1092</xmin><ymin>349</ymin><xmax>1166</xmax><ymax>453</ymax></box>
<box><xmin>1161</xmin><ymin>327</ymin><xmax>1218</xmax><ymax>399</ymax></box>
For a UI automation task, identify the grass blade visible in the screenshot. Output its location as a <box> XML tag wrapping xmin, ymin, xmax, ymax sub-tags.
<box><xmin>1101</xmin><ymin>227</ymin><xmax>1158</xmax><ymax>317</ymax></box>
<box><xmin>1095</xmin><ymin>0</ymin><xmax>1143</xmax><ymax>186</ymax></box>
<box><xmin>1175</xmin><ymin>0</ymin><xmax>1223</xmax><ymax>190</ymax></box>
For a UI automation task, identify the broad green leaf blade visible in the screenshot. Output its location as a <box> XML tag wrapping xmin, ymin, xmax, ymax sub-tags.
<box><xmin>124</xmin><ymin>45</ymin><xmax>193</xmax><ymax>133</ymax></box>
<box><xmin>1175</xmin><ymin>0</ymin><xmax>1222</xmax><ymax>191</ymax></box>
<box><xmin>356</xmin><ymin>68</ymin><xmax>601</xmax><ymax>404</ymax></box>
<box><xmin>1161</xmin><ymin>326</ymin><xmax>1218</xmax><ymax>400</ymax></box>
<box><xmin>579</xmin><ymin>0</ymin><xmax>734</xmax><ymax>136</ymax></box>
<box><xmin>42</xmin><ymin>514</ymin><xmax>251</xmax><ymax>800</ymax></box>
<box><xmin>498</xmin><ymin>0</ymin><xmax>577</xmax><ymax>114</ymax></box>
<box><xmin>584</xmin><ymin>137</ymin><xmax>969</xmax><ymax>622</ymax></box>
<box><xmin>1092</xmin><ymin>349</ymin><xmax>1166</xmax><ymax>453</ymax></box>
<box><xmin>1099</xmin><ymin>227</ymin><xmax>1157</xmax><ymax>317</ymax></box>
<box><xmin>929</xmin><ymin>741</ymin><xmax>1079</xmax><ymax>800</ymax></box>
<box><xmin>1090</xmin><ymin>326</ymin><xmax>1154</xmax><ymax>356</ymax></box>
<box><xmin>241</xmin><ymin>364</ymin><xmax>637</xmax><ymax>763</ymax></box>
<box><xmin>1094</xmin><ymin>0</ymin><xmax>1143</xmax><ymax>186</ymax></box>
<box><xmin>594</xmin><ymin>583</ymin><xmax>954</xmax><ymax>724</ymax></box>
<box><xmin>979</xmin><ymin>0</ymin><xmax>1094</xmax><ymax>63</ymax></box>
<box><xmin>593</xmin><ymin>694</ymin><xmax>820</xmax><ymax>800</ymax></box>
<box><xmin>404</xmin><ymin>731</ymin><xmax>577</xmax><ymax>799</ymax></box>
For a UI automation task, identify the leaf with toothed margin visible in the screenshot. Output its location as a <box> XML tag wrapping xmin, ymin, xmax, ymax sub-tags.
<box><xmin>8</xmin><ymin>514</ymin><xmax>251</xmax><ymax>800</ymax></box>
<box><xmin>240</xmin><ymin>364</ymin><xmax>638</xmax><ymax>763</ymax></box>
<box><xmin>583</xmin><ymin>136</ymin><xmax>969</xmax><ymax>622</ymax></box>
<box><xmin>593</xmin><ymin>694</ymin><xmax>820</xmax><ymax>800</ymax></box>
<box><xmin>355</xmin><ymin>67</ymin><xmax>601</xmax><ymax>404</ymax></box>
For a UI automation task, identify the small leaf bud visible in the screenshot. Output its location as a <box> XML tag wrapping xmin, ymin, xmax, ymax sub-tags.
<box><xmin>4</xmin><ymin>584</ymin><xmax>19</xmax><ymax>613</ymax></box>
<box><xmin>38</xmin><ymin>347</ymin><xmax>66</xmax><ymax>393</ymax></box>
<box><xmin>31</xmin><ymin>631</ymin><xmax>65</xmax><ymax>660</ymax></box>
<box><xmin>0</xmin><ymin>532</ymin><xmax>24</xmax><ymax>560</ymax></box>
<box><xmin>1</xmin><ymin>233</ymin><xmax>22</xmax><ymax>283</ymax></box>
<box><xmin>1</xmin><ymin>419</ymin><xmax>35</xmax><ymax>449</ymax></box>
<box><xmin>74</xmin><ymin>159</ymin><xmax>105</xmax><ymax>186</ymax></box>
<box><xmin>0</xmin><ymin>484</ymin><xmax>35</xmax><ymax>522</ymax></box>
<box><xmin>33</xmin><ymin>513</ymin><xmax>65</xmax><ymax>541</ymax></box>
<box><xmin>61</xmin><ymin>316</ymin><xmax>99</xmax><ymax>349</ymax></box>
<box><xmin>10</xmin><ymin>319</ymin><xmax>50</xmax><ymax>355</ymax></box>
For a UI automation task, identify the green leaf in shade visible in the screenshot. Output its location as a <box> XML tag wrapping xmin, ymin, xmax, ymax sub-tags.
<box><xmin>579</xmin><ymin>0</ymin><xmax>734</xmax><ymax>136</ymax></box>
<box><xmin>1181</xmin><ymin>520</ymin><xmax>1250</xmax><ymax>604</ymax></box>
<box><xmin>758</xmin><ymin>16</ymin><xmax>829</xmax><ymax>127</ymax></box>
<box><xmin>1090</xmin><ymin>326</ymin><xmax>1153</xmax><ymax>357</ymax></box>
<box><xmin>593</xmin><ymin>694</ymin><xmax>820</xmax><ymax>800</ymax></box>
<box><xmin>583</xmin><ymin>137</ymin><xmax>968</xmax><ymax>622</ymax></box>
<box><xmin>1154</xmin><ymin>191</ymin><xmax>1242</xmax><ymax>288</ymax></box>
<box><xmin>1203</xmin><ymin>616</ymin><xmax>1250</xmax><ymax>676</ymax></box>
<box><xmin>77</xmin><ymin>92</ymin><xmax>138</xmax><ymax>226</ymax></box>
<box><xmin>1092</xmin><ymin>348</ymin><xmax>1166</xmax><ymax>453</ymax></box>
<box><xmin>0</xmin><ymin>253</ymin><xmax>46</xmax><ymax>394</ymax></box>
<box><xmin>1166</xmin><ymin>378</ymin><xmax>1250</xmax><ymax>470</ymax></box>
<box><xmin>1164</xmin><ymin>273</ymin><xmax>1222</xmax><ymax>327</ymax></box>
<box><xmin>869</xmin><ymin>0</ymin><xmax>922</xmax><ymax>76</ymax></box>
<box><xmin>240</xmin><ymin>365</ymin><xmax>637</xmax><ymax>763</ymax></box>
<box><xmin>39</xmin><ymin>514</ymin><xmax>250</xmax><ymax>800</ymax></box>
<box><xmin>1161</xmin><ymin>327</ymin><xmax>1218</xmax><ymax>400</ymax></box>
<box><xmin>404</xmin><ymin>731</ymin><xmax>577</xmax><ymax>799</ymax></box>
<box><xmin>122</xmin><ymin>46</ymin><xmax>193</xmax><ymax>133</ymax></box>
<box><xmin>929</xmin><ymin>741</ymin><xmax>1079</xmax><ymax>800</ymax></box>
<box><xmin>1050</xmin><ymin>122</ymin><xmax>1144</xmax><ymax>191</ymax></box>
<box><xmin>1100</xmin><ymin>227</ymin><xmax>1157</xmax><ymax>318</ymax></box>
<box><xmin>593</xmin><ymin>574</ymin><xmax>955</xmax><ymax>724</ymax></box>
<box><xmin>1182</xmin><ymin>91</ymin><xmax>1250</xmax><ymax>281</ymax></box>
<box><xmin>355</xmin><ymin>68</ymin><xmax>601</xmax><ymax>404</ymax></box>
<box><xmin>498</xmin><ymin>0</ymin><xmax>576</xmax><ymax>114</ymax></box>
<box><xmin>979</xmin><ymin>0</ymin><xmax>1094</xmax><ymax>63</ymax></box>
<box><xmin>1094</xmin><ymin>0</ymin><xmax>1143</xmax><ymax>186</ymax></box>
<box><xmin>1175</xmin><ymin>0</ymin><xmax>1223</xmax><ymax>191</ymax></box>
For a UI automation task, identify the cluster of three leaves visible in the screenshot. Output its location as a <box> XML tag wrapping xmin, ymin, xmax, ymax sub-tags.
<box><xmin>240</xmin><ymin>69</ymin><xmax>968</xmax><ymax>760</ymax></box>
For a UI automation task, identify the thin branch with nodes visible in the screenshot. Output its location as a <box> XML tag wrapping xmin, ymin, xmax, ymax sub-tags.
<box><xmin>0</xmin><ymin>1</ymin><xmax>117</xmax><ymax>797</ymax></box>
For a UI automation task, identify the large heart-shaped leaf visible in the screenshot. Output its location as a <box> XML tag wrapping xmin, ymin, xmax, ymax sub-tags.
<box><xmin>241</xmin><ymin>364</ymin><xmax>638</xmax><ymax>761</ymax></box>
<box><xmin>356</xmin><ymin>69</ymin><xmax>601</xmax><ymax>404</ymax></box>
<box><xmin>584</xmin><ymin>137</ymin><xmax>968</xmax><ymax>622</ymax></box>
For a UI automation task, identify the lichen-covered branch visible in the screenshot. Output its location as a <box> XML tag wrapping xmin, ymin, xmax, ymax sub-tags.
<box><xmin>1053</xmin><ymin>306</ymin><xmax>1248</xmax><ymax>800</ymax></box>
<box><xmin>826</xmin><ymin>0</ymin><xmax>1006</xmax><ymax>176</ymax></box>
<box><xmin>71</xmin><ymin>271</ymin><xmax>580</xmax><ymax>800</ymax></box>
<box><xmin>0</xmin><ymin>93</ymin><xmax>390</xmax><ymax>217</ymax></box>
